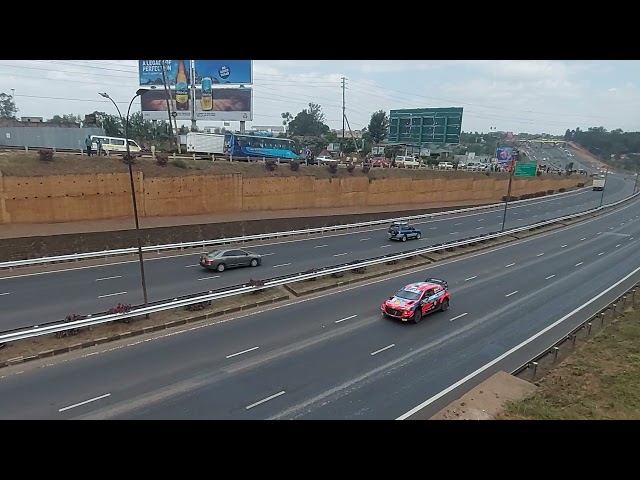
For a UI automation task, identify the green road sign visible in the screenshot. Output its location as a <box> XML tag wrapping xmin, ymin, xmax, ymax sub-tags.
<box><xmin>515</xmin><ymin>161</ymin><xmax>537</xmax><ymax>177</ymax></box>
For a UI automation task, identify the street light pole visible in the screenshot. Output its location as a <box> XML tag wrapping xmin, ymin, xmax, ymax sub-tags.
<box><xmin>634</xmin><ymin>172</ymin><xmax>639</xmax><ymax>194</ymax></box>
<box><xmin>599</xmin><ymin>163</ymin><xmax>609</xmax><ymax>208</ymax></box>
<box><xmin>99</xmin><ymin>89</ymin><xmax>150</xmax><ymax>310</ymax></box>
<box><xmin>501</xmin><ymin>158</ymin><xmax>515</xmax><ymax>232</ymax></box>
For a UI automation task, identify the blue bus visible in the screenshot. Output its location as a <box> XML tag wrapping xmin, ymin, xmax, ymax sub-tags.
<box><xmin>224</xmin><ymin>132</ymin><xmax>300</xmax><ymax>160</ymax></box>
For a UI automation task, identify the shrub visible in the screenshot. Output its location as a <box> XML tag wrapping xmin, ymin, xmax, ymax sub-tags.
<box><xmin>331</xmin><ymin>271</ymin><xmax>345</xmax><ymax>278</ymax></box>
<box><xmin>289</xmin><ymin>160</ymin><xmax>300</xmax><ymax>171</ymax></box>
<box><xmin>55</xmin><ymin>313</ymin><xmax>85</xmax><ymax>338</ymax></box>
<box><xmin>328</xmin><ymin>163</ymin><xmax>338</xmax><ymax>174</ymax></box>
<box><xmin>38</xmin><ymin>149</ymin><xmax>54</xmax><ymax>162</ymax></box>
<box><xmin>265</xmin><ymin>159</ymin><xmax>277</xmax><ymax>172</ymax></box>
<box><xmin>559</xmin><ymin>187</ymin><xmax>566</xmax><ymax>192</ymax></box>
<box><xmin>248</xmin><ymin>278</ymin><xmax>265</xmax><ymax>294</ymax></box>
<box><xmin>303</xmin><ymin>268</ymin><xmax>319</xmax><ymax>281</ymax></box>
<box><xmin>577</xmin><ymin>182</ymin><xmax>585</xmax><ymax>188</ymax></box>
<box><xmin>185</xmin><ymin>301</ymin><xmax>212</xmax><ymax>311</ymax></box>
<box><xmin>155</xmin><ymin>152</ymin><xmax>169</xmax><ymax>166</ymax></box>
<box><xmin>122</xmin><ymin>154</ymin><xmax>136</xmax><ymax>165</ymax></box>
<box><xmin>346</xmin><ymin>163</ymin><xmax>355</xmax><ymax>174</ymax></box>
<box><xmin>547</xmin><ymin>189</ymin><xmax>554</xmax><ymax>195</ymax></box>
<box><xmin>108</xmin><ymin>303</ymin><xmax>134</xmax><ymax>323</ymax></box>
<box><xmin>536</xmin><ymin>170</ymin><xmax>542</xmax><ymax>176</ymax></box>
<box><xmin>362</xmin><ymin>164</ymin><xmax>371</xmax><ymax>174</ymax></box>
<box><xmin>171</xmin><ymin>159</ymin><xmax>187</xmax><ymax>169</ymax></box>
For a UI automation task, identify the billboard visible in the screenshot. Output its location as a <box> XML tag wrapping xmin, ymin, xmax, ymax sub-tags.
<box><xmin>193</xmin><ymin>60</ymin><xmax>252</xmax><ymax>85</ymax></box>
<box><xmin>387</xmin><ymin>107</ymin><xmax>463</xmax><ymax>145</ymax></box>
<box><xmin>496</xmin><ymin>147</ymin><xmax>513</xmax><ymax>164</ymax></box>
<box><xmin>138</xmin><ymin>60</ymin><xmax>191</xmax><ymax>86</ymax></box>
<box><xmin>141</xmin><ymin>87</ymin><xmax>252</xmax><ymax>121</ymax></box>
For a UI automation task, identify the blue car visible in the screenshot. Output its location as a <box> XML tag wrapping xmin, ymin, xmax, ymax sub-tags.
<box><xmin>388</xmin><ymin>221</ymin><xmax>422</xmax><ymax>242</ymax></box>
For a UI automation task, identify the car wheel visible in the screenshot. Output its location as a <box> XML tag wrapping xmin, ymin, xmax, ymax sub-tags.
<box><xmin>440</xmin><ymin>298</ymin><xmax>449</xmax><ymax>312</ymax></box>
<box><xmin>216</xmin><ymin>263</ymin><xmax>226</xmax><ymax>272</ymax></box>
<box><xmin>250</xmin><ymin>258</ymin><xmax>258</xmax><ymax>267</ymax></box>
<box><xmin>412</xmin><ymin>309</ymin><xmax>422</xmax><ymax>324</ymax></box>
<box><xmin>416</xmin><ymin>232</ymin><xmax>421</xmax><ymax>239</ymax></box>
<box><xmin>401</xmin><ymin>235</ymin><xmax>407</xmax><ymax>242</ymax></box>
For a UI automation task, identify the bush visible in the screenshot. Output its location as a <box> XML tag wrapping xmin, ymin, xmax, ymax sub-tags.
<box><xmin>328</xmin><ymin>163</ymin><xmax>338</xmax><ymax>174</ymax></box>
<box><xmin>248</xmin><ymin>278</ymin><xmax>265</xmax><ymax>294</ymax></box>
<box><xmin>121</xmin><ymin>154</ymin><xmax>136</xmax><ymax>165</ymax></box>
<box><xmin>171</xmin><ymin>159</ymin><xmax>187</xmax><ymax>169</ymax></box>
<box><xmin>185</xmin><ymin>301</ymin><xmax>212</xmax><ymax>311</ymax></box>
<box><xmin>362</xmin><ymin>164</ymin><xmax>371</xmax><ymax>174</ymax></box>
<box><xmin>559</xmin><ymin>188</ymin><xmax>566</xmax><ymax>192</ymax></box>
<box><xmin>54</xmin><ymin>313</ymin><xmax>85</xmax><ymax>338</ymax></box>
<box><xmin>577</xmin><ymin>182</ymin><xmax>585</xmax><ymax>187</ymax></box>
<box><xmin>346</xmin><ymin>163</ymin><xmax>355</xmax><ymax>174</ymax></box>
<box><xmin>38</xmin><ymin>149</ymin><xmax>54</xmax><ymax>162</ymax></box>
<box><xmin>265</xmin><ymin>159</ymin><xmax>277</xmax><ymax>172</ymax></box>
<box><xmin>536</xmin><ymin>170</ymin><xmax>542</xmax><ymax>176</ymax></box>
<box><xmin>109</xmin><ymin>303</ymin><xmax>134</xmax><ymax>323</ymax></box>
<box><xmin>155</xmin><ymin>152</ymin><xmax>169</xmax><ymax>166</ymax></box>
<box><xmin>547</xmin><ymin>189</ymin><xmax>555</xmax><ymax>195</ymax></box>
<box><xmin>289</xmin><ymin>160</ymin><xmax>300</xmax><ymax>171</ymax></box>
<box><xmin>303</xmin><ymin>268</ymin><xmax>319</xmax><ymax>281</ymax></box>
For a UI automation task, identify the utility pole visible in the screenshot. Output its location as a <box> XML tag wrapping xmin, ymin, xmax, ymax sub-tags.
<box><xmin>161</xmin><ymin>61</ymin><xmax>181</xmax><ymax>153</ymax></box>
<box><xmin>341</xmin><ymin>77</ymin><xmax>346</xmax><ymax>142</ymax></box>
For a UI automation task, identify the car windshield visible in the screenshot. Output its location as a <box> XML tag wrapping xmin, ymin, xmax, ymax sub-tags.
<box><xmin>206</xmin><ymin>250</ymin><xmax>222</xmax><ymax>257</ymax></box>
<box><xmin>395</xmin><ymin>288</ymin><xmax>422</xmax><ymax>301</ymax></box>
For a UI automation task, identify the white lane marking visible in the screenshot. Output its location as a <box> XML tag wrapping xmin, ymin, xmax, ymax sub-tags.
<box><xmin>545</xmin><ymin>274</ymin><xmax>555</xmax><ymax>280</ymax></box>
<box><xmin>261</xmin><ymin>253</ymin><xmax>275</xmax><ymax>256</ymax></box>
<box><xmin>610</xmin><ymin>227</ymin><xmax>615</xmax><ymax>230</ymax></box>
<box><xmin>360</xmin><ymin>238</ymin><xmax>371</xmax><ymax>241</ymax></box>
<box><xmin>98</xmin><ymin>291</ymin><xmax>127</xmax><ymax>299</ymax></box>
<box><xmin>429</xmin><ymin>227</ymin><xmax>437</xmax><ymax>229</ymax></box>
<box><xmin>525</xmin><ymin>209</ymin><xmax>530</xmax><ymax>212</ymax></box>
<box><xmin>450</xmin><ymin>232</ymin><xmax>459</xmax><ymax>235</ymax></box>
<box><xmin>449</xmin><ymin>313</ymin><xmax>468</xmax><ymax>322</ymax></box>
<box><xmin>505</xmin><ymin>263</ymin><xmax>515</xmax><ymax>268</ymax></box>
<box><xmin>464</xmin><ymin>276</ymin><xmax>477</xmax><ymax>281</ymax></box>
<box><xmin>314</xmin><ymin>245</ymin><xmax>328</xmax><ymax>248</ymax></box>
<box><xmin>396</xmin><ymin>263</ymin><xmax>640</xmax><ymax>420</ymax></box>
<box><xmin>575</xmin><ymin>262</ymin><xmax>584</xmax><ymax>266</ymax></box>
<box><xmin>371</xmin><ymin>344</ymin><xmax>395</xmax><ymax>356</ymax></box>
<box><xmin>0</xmin><ymin>292</ymin><xmax>10</xmax><ymax>296</ymax></box>
<box><xmin>615</xmin><ymin>244</ymin><xmax>621</xmax><ymax>248</ymax></box>
<box><xmin>245</xmin><ymin>391</ymin><xmax>286</xmax><ymax>410</ymax></box>
<box><xmin>454</xmin><ymin>223</ymin><xmax>462</xmax><ymax>226</ymax></box>
<box><xmin>59</xmin><ymin>393</ymin><xmax>111</xmax><ymax>412</ymax></box>
<box><xmin>621</xmin><ymin>223</ymin><xmax>625</xmax><ymax>225</ymax></box>
<box><xmin>631</xmin><ymin>237</ymin><xmax>634</xmax><ymax>241</ymax></box>
<box><xmin>333</xmin><ymin>253</ymin><xmax>348</xmax><ymax>257</ymax></box>
<box><xmin>335</xmin><ymin>314</ymin><xmax>357</xmax><ymax>324</ymax></box>
<box><xmin>598</xmin><ymin>252</ymin><xmax>605</xmax><ymax>256</ymax></box>
<box><xmin>580</xmin><ymin>238</ymin><xmax>586</xmax><ymax>241</ymax></box>
<box><xmin>197</xmin><ymin>276</ymin><xmax>220</xmax><ymax>281</ymax></box>
<box><xmin>477</xmin><ymin>226</ymin><xmax>484</xmax><ymax>230</ymax></box>
<box><xmin>561</xmin><ymin>244</ymin><xmax>568</xmax><ymax>248</ymax></box>
<box><xmin>597</xmin><ymin>232</ymin><xmax>602</xmax><ymax>235</ymax></box>
<box><xmin>536</xmin><ymin>253</ymin><xmax>544</xmax><ymax>257</ymax></box>
<box><xmin>380</xmin><ymin>245</ymin><xmax>392</xmax><ymax>248</ymax></box>
<box><xmin>505</xmin><ymin>290</ymin><xmax>518</xmax><ymax>297</ymax></box>
<box><xmin>477</xmin><ymin>218</ymin><xmax>484</xmax><ymax>221</ymax></box>
<box><xmin>272</xmin><ymin>263</ymin><xmax>291</xmax><ymax>268</ymax></box>
<box><xmin>185</xmin><ymin>264</ymin><xmax>199</xmax><ymax>268</ymax></box>
<box><xmin>517</xmin><ymin>218</ymin><xmax>523</xmax><ymax>221</ymax></box>
<box><xmin>95</xmin><ymin>275</ymin><xmax>121</xmax><ymax>281</ymax></box>
<box><xmin>226</xmin><ymin>346</ymin><xmax>259</xmax><ymax>359</ymax></box>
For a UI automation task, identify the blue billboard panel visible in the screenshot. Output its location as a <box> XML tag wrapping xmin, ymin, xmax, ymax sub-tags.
<box><xmin>496</xmin><ymin>146</ymin><xmax>513</xmax><ymax>163</ymax></box>
<box><xmin>193</xmin><ymin>60</ymin><xmax>252</xmax><ymax>85</ymax></box>
<box><xmin>138</xmin><ymin>60</ymin><xmax>191</xmax><ymax>86</ymax></box>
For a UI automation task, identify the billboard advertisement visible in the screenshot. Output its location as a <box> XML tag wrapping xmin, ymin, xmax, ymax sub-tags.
<box><xmin>496</xmin><ymin>146</ymin><xmax>513</xmax><ymax>164</ymax></box>
<box><xmin>138</xmin><ymin>60</ymin><xmax>191</xmax><ymax>86</ymax></box>
<box><xmin>388</xmin><ymin>107</ymin><xmax>463</xmax><ymax>145</ymax></box>
<box><xmin>193</xmin><ymin>60</ymin><xmax>252</xmax><ymax>85</ymax></box>
<box><xmin>141</xmin><ymin>88</ymin><xmax>252</xmax><ymax>122</ymax></box>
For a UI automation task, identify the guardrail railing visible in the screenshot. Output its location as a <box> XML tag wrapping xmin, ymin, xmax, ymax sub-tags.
<box><xmin>0</xmin><ymin>185</ymin><xmax>591</xmax><ymax>270</ymax></box>
<box><xmin>1</xmin><ymin>189</ymin><xmax>636</xmax><ymax>345</ymax></box>
<box><xmin>512</xmin><ymin>283</ymin><xmax>639</xmax><ymax>381</ymax></box>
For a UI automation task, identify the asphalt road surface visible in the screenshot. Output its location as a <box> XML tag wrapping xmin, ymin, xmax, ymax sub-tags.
<box><xmin>0</xmin><ymin>190</ymin><xmax>639</xmax><ymax>419</ymax></box>
<box><xmin>0</xmin><ymin>168</ymin><xmax>635</xmax><ymax>332</ymax></box>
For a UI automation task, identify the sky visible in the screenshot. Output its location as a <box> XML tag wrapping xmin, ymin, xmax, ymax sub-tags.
<box><xmin>1</xmin><ymin>60</ymin><xmax>640</xmax><ymax>136</ymax></box>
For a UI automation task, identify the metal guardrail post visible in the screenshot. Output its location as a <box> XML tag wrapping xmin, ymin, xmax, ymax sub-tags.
<box><xmin>612</xmin><ymin>304</ymin><xmax>617</xmax><ymax>317</ymax></box>
<box><xmin>600</xmin><ymin>312</ymin><xmax>606</xmax><ymax>327</ymax></box>
<box><xmin>552</xmin><ymin>346</ymin><xmax>559</xmax><ymax>362</ymax></box>
<box><xmin>587</xmin><ymin>322</ymin><xmax>592</xmax><ymax>335</ymax></box>
<box><xmin>531</xmin><ymin>361</ymin><xmax>538</xmax><ymax>379</ymax></box>
<box><xmin>632</xmin><ymin>289</ymin><xmax>637</xmax><ymax>307</ymax></box>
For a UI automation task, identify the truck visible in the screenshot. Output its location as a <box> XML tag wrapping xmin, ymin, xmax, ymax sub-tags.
<box><xmin>593</xmin><ymin>178</ymin><xmax>605</xmax><ymax>191</ymax></box>
<box><xmin>186</xmin><ymin>132</ymin><xmax>225</xmax><ymax>154</ymax></box>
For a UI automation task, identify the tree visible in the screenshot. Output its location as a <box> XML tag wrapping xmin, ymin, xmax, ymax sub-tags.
<box><xmin>564</xmin><ymin>129</ymin><xmax>572</xmax><ymax>140</ymax></box>
<box><xmin>49</xmin><ymin>114</ymin><xmax>82</xmax><ymax>125</ymax></box>
<box><xmin>368</xmin><ymin>110</ymin><xmax>390</xmax><ymax>143</ymax></box>
<box><xmin>0</xmin><ymin>92</ymin><xmax>18</xmax><ymax>118</ymax></box>
<box><xmin>281</xmin><ymin>112</ymin><xmax>293</xmax><ymax>129</ymax></box>
<box><xmin>287</xmin><ymin>103</ymin><xmax>329</xmax><ymax>137</ymax></box>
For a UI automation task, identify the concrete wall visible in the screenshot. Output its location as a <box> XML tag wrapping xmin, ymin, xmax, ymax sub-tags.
<box><xmin>0</xmin><ymin>172</ymin><xmax>581</xmax><ymax>225</ymax></box>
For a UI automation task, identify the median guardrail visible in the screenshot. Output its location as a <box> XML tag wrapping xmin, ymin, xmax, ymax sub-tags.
<box><xmin>0</xmin><ymin>186</ymin><xmax>592</xmax><ymax>270</ymax></box>
<box><xmin>1</xmin><ymin>189</ymin><xmax>636</xmax><ymax>345</ymax></box>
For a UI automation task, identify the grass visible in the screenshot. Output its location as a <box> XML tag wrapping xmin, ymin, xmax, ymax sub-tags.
<box><xmin>0</xmin><ymin>150</ymin><xmax>507</xmax><ymax>181</ymax></box>
<box><xmin>499</xmin><ymin>307</ymin><xmax>640</xmax><ymax>420</ymax></box>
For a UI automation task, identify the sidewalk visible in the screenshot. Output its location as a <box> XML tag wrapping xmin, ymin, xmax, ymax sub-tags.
<box><xmin>0</xmin><ymin>200</ymin><xmax>490</xmax><ymax>240</ymax></box>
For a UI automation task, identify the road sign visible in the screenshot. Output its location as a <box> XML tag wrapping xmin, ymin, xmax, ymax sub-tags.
<box><xmin>515</xmin><ymin>161</ymin><xmax>538</xmax><ymax>177</ymax></box>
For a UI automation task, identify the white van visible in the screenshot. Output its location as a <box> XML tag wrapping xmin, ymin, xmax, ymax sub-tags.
<box><xmin>90</xmin><ymin>135</ymin><xmax>141</xmax><ymax>156</ymax></box>
<box><xmin>395</xmin><ymin>155</ymin><xmax>420</xmax><ymax>168</ymax></box>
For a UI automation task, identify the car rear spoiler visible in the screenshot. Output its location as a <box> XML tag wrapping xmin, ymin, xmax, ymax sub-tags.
<box><xmin>425</xmin><ymin>277</ymin><xmax>448</xmax><ymax>289</ymax></box>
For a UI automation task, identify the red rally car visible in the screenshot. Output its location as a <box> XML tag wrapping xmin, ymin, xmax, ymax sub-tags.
<box><xmin>381</xmin><ymin>278</ymin><xmax>450</xmax><ymax>324</ymax></box>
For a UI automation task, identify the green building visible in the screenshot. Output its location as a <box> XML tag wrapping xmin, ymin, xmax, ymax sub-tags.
<box><xmin>388</xmin><ymin>107</ymin><xmax>463</xmax><ymax>146</ymax></box>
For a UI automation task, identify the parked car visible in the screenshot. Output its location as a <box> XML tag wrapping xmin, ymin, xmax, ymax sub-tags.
<box><xmin>317</xmin><ymin>155</ymin><xmax>337</xmax><ymax>165</ymax></box>
<box><xmin>199</xmin><ymin>249</ymin><xmax>262</xmax><ymax>272</ymax></box>
<box><xmin>388</xmin><ymin>221</ymin><xmax>422</xmax><ymax>241</ymax></box>
<box><xmin>371</xmin><ymin>155</ymin><xmax>390</xmax><ymax>168</ymax></box>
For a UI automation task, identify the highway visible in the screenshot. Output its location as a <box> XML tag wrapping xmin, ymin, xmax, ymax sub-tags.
<box><xmin>0</xmin><ymin>168</ymin><xmax>635</xmax><ymax>332</ymax></box>
<box><xmin>0</xmin><ymin>187</ymin><xmax>638</xmax><ymax>419</ymax></box>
